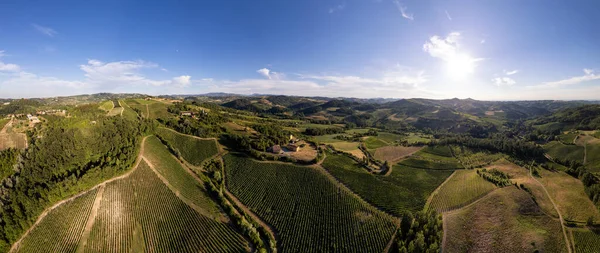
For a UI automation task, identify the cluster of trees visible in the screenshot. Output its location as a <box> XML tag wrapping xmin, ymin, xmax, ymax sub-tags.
<box><xmin>252</xmin><ymin>124</ymin><xmax>290</xmax><ymax>146</ymax></box>
<box><xmin>477</xmin><ymin>168</ymin><xmax>512</xmax><ymax>187</ymax></box>
<box><xmin>395</xmin><ymin>210</ymin><xmax>443</xmax><ymax>253</ymax></box>
<box><xmin>0</xmin><ymin>117</ymin><xmax>153</xmax><ymax>251</ymax></box>
<box><xmin>433</xmin><ymin>134</ymin><xmax>545</xmax><ymax>160</ymax></box>
<box><xmin>160</xmin><ymin>114</ymin><xmax>225</xmax><ymax>138</ymax></box>
<box><xmin>334</xmin><ymin>129</ymin><xmax>379</xmax><ymax>142</ymax></box>
<box><xmin>303</xmin><ymin>127</ymin><xmax>345</xmax><ymax>136</ymax></box>
<box><xmin>0</xmin><ymin>148</ymin><xmax>19</xmax><ymax>181</ymax></box>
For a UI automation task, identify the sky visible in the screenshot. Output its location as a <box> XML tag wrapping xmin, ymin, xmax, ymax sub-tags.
<box><xmin>1</xmin><ymin>0</ymin><xmax>599</xmax><ymax>100</ymax></box>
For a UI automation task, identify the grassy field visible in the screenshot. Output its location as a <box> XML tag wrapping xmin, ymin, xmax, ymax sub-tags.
<box><xmin>14</xmin><ymin>188</ymin><xmax>98</xmax><ymax>252</ymax></box>
<box><xmin>428</xmin><ymin>169</ymin><xmax>496</xmax><ymax>213</ymax></box>
<box><xmin>0</xmin><ymin>118</ymin><xmax>10</xmax><ymax>130</ymax></box>
<box><xmin>489</xmin><ymin>160</ymin><xmax>559</xmax><ymax>217</ymax></box>
<box><xmin>313</xmin><ymin>134</ymin><xmax>343</xmax><ymax>143</ymax></box>
<box><xmin>143</xmin><ymin>136</ymin><xmax>221</xmax><ymax>217</ymax></box>
<box><xmin>147</xmin><ymin>102</ymin><xmax>170</xmax><ymax>120</ymax></box>
<box><xmin>558</xmin><ymin>132</ymin><xmax>578</xmax><ymax>144</ymax></box>
<box><xmin>322</xmin><ymin>153</ymin><xmax>452</xmax><ymax>215</ymax></box>
<box><xmin>224</xmin><ymin>153</ymin><xmax>397</xmax><ymax>252</ymax></box>
<box><xmin>537</xmin><ymin>168</ymin><xmax>600</xmax><ymax>223</ymax></box>
<box><xmin>585</xmin><ymin>143</ymin><xmax>600</xmax><ymax>172</ymax></box>
<box><xmin>572</xmin><ymin>228</ymin><xmax>600</xmax><ymax>253</ymax></box>
<box><xmin>329</xmin><ymin>141</ymin><xmax>360</xmax><ymax>151</ymax></box>
<box><xmin>544</xmin><ymin>141</ymin><xmax>585</xmax><ymax>163</ymax></box>
<box><xmin>156</xmin><ymin>128</ymin><xmax>219</xmax><ymax>166</ymax></box>
<box><xmin>85</xmin><ymin>160</ymin><xmax>248</xmax><ymax>252</ymax></box>
<box><xmin>376</xmin><ymin>132</ymin><xmax>402</xmax><ymax>143</ymax></box>
<box><xmin>363</xmin><ymin>136</ymin><xmax>389</xmax><ymax>150</ymax></box>
<box><xmin>444</xmin><ymin>187</ymin><xmax>567</xmax><ymax>253</ymax></box>
<box><xmin>373</xmin><ymin>146</ymin><xmax>422</xmax><ymax>163</ymax></box>
<box><xmin>98</xmin><ymin>100</ymin><xmax>114</xmax><ymax>112</ymax></box>
<box><xmin>421</xmin><ymin>145</ymin><xmax>453</xmax><ymax>157</ymax></box>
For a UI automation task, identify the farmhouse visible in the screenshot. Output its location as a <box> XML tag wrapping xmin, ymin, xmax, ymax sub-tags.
<box><xmin>287</xmin><ymin>144</ymin><xmax>300</xmax><ymax>152</ymax></box>
<box><xmin>268</xmin><ymin>145</ymin><xmax>283</xmax><ymax>154</ymax></box>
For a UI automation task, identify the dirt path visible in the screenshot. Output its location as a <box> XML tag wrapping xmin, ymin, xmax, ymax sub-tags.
<box><xmin>383</xmin><ymin>227</ymin><xmax>399</xmax><ymax>253</ymax></box>
<box><xmin>9</xmin><ymin>136</ymin><xmax>149</xmax><ymax>253</ymax></box>
<box><xmin>529</xmin><ymin>164</ymin><xmax>572</xmax><ymax>253</ymax></box>
<box><xmin>118</xmin><ymin>100</ymin><xmax>124</xmax><ymax>116</ymax></box>
<box><xmin>424</xmin><ymin>170</ymin><xmax>457</xmax><ymax>210</ymax></box>
<box><xmin>583</xmin><ymin>141</ymin><xmax>587</xmax><ymax>165</ymax></box>
<box><xmin>76</xmin><ymin>184</ymin><xmax>105</xmax><ymax>253</ymax></box>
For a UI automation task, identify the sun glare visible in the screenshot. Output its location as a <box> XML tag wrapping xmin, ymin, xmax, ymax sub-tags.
<box><xmin>445</xmin><ymin>53</ymin><xmax>476</xmax><ymax>79</ymax></box>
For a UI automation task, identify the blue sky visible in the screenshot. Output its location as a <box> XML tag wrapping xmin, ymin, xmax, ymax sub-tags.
<box><xmin>1</xmin><ymin>0</ymin><xmax>599</xmax><ymax>99</ymax></box>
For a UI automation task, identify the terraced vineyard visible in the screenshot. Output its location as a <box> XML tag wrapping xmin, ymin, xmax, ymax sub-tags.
<box><xmin>428</xmin><ymin>169</ymin><xmax>497</xmax><ymax>213</ymax></box>
<box><xmin>573</xmin><ymin>229</ymin><xmax>600</xmax><ymax>253</ymax></box>
<box><xmin>84</xmin><ymin>160</ymin><xmax>248</xmax><ymax>252</ymax></box>
<box><xmin>156</xmin><ymin>127</ymin><xmax>219</xmax><ymax>166</ymax></box>
<box><xmin>321</xmin><ymin>152</ymin><xmax>452</xmax><ymax>215</ymax></box>
<box><xmin>397</xmin><ymin>156</ymin><xmax>463</xmax><ymax>170</ymax></box>
<box><xmin>14</xmin><ymin>188</ymin><xmax>99</xmax><ymax>253</ymax></box>
<box><xmin>451</xmin><ymin>146</ymin><xmax>506</xmax><ymax>169</ymax></box>
<box><xmin>224</xmin><ymin>153</ymin><xmax>397</xmax><ymax>252</ymax></box>
<box><xmin>143</xmin><ymin>136</ymin><xmax>221</xmax><ymax>216</ymax></box>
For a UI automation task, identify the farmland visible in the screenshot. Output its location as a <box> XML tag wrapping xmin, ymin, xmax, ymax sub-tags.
<box><xmin>142</xmin><ymin>136</ymin><xmax>222</xmax><ymax>217</ymax></box>
<box><xmin>224</xmin><ymin>153</ymin><xmax>397</xmax><ymax>252</ymax></box>
<box><xmin>84</xmin><ymin>160</ymin><xmax>248</xmax><ymax>253</ymax></box>
<box><xmin>156</xmin><ymin>127</ymin><xmax>219</xmax><ymax>166</ymax></box>
<box><xmin>444</xmin><ymin>187</ymin><xmax>567</xmax><ymax>253</ymax></box>
<box><xmin>573</xmin><ymin>229</ymin><xmax>600</xmax><ymax>253</ymax></box>
<box><xmin>363</xmin><ymin>136</ymin><xmax>388</xmax><ymax>150</ymax></box>
<box><xmin>98</xmin><ymin>100</ymin><xmax>114</xmax><ymax>112</ymax></box>
<box><xmin>372</xmin><ymin>146</ymin><xmax>422</xmax><ymax>163</ymax></box>
<box><xmin>321</xmin><ymin>152</ymin><xmax>452</xmax><ymax>215</ymax></box>
<box><xmin>428</xmin><ymin>169</ymin><xmax>496</xmax><ymax>213</ymax></box>
<box><xmin>544</xmin><ymin>141</ymin><xmax>585</xmax><ymax>163</ymax></box>
<box><xmin>13</xmin><ymin>188</ymin><xmax>98</xmax><ymax>253</ymax></box>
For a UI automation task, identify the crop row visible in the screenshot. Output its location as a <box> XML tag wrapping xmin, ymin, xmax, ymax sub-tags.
<box><xmin>155</xmin><ymin>127</ymin><xmax>218</xmax><ymax>166</ymax></box>
<box><xmin>84</xmin><ymin>160</ymin><xmax>248</xmax><ymax>252</ymax></box>
<box><xmin>428</xmin><ymin>170</ymin><xmax>496</xmax><ymax>213</ymax></box>
<box><xmin>224</xmin><ymin>153</ymin><xmax>397</xmax><ymax>252</ymax></box>
<box><xmin>15</xmin><ymin>188</ymin><xmax>98</xmax><ymax>253</ymax></box>
<box><xmin>573</xmin><ymin>229</ymin><xmax>600</xmax><ymax>253</ymax></box>
<box><xmin>321</xmin><ymin>152</ymin><xmax>452</xmax><ymax>215</ymax></box>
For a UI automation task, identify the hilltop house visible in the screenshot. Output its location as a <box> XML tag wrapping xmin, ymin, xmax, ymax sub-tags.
<box><xmin>287</xmin><ymin>144</ymin><xmax>300</xmax><ymax>152</ymax></box>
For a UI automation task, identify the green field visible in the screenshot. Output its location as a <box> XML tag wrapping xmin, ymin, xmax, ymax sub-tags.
<box><xmin>98</xmin><ymin>100</ymin><xmax>114</xmax><ymax>112</ymax></box>
<box><xmin>85</xmin><ymin>160</ymin><xmax>247</xmax><ymax>252</ymax></box>
<box><xmin>428</xmin><ymin>170</ymin><xmax>496</xmax><ymax>213</ymax></box>
<box><xmin>0</xmin><ymin>119</ymin><xmax>9</xmax><ymax>130</ymax></box>
<box><xmin>544</xmin><ymin>141</ymin><xmax>585</xmax><ymax>164</ymax></box>
<box><xmin>452</xmin><ymin>146</ymin><xmax>506</xmax><ymax>169</ymax></box>
<box><xmin>397</xmin><ymin>153</ymin><xmax>463</xmax><ymax>170</ymax></box>
<box><xmin>321</xmin><ymin>153</ymin><xmax>453</xmax><ymax>215</ymax></box>
<box><xmin>143</xmin><ymin>136</ymin><xmax>221</xmax><ymax>216</ymax></box>
<box><xmin>558</xmin><ymin>132</ymin><xmax>578</xmax><ymax>144</ymax></box>
<box><xmin>363</xmin><ymin>136</ymin><xmax>388</xmax><ymax>149</ymax></box>
<box><xmin>585</xmin><ymin>143</ymin><xmax>600</xmax><ymax>172</ymax></box>
<box><xmin>421</xmin><ymin>145</ymin><xmax>453</xmax><ymax>157</ymax></box>
<box><xmin>15</xmin><ymin>188</ymin><xmax>99</xmax><ymax>252</ymax></box>
<box><xmin>147</xmin><ymin>102</ymin><xmax>170</xmax><ymax>120</ymax></box>
<box><xmin>375</xmin><ymin>132</ymin><xmax>403</xmax><ymax>143</ymax></box>
<box><xmin>224</xmin><ymin>153</ymin><xmax>397</xmax><ymax>252</ymax></box>
<box><xmin>156</xmin><ymin>128</ymin><xmax>219</xmax><ymax>166</ymax></box>
<box><xmin>573</xmin><ymin>229</ymin><xmax>600</xmax><ymax>253</ymax></box>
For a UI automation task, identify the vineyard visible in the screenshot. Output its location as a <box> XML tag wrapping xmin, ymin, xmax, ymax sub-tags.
<box><xmin>451</xmin><ymin>146</ymin><xmax>506</xmax><ymax>169</ymax></box>
<box><xmin>84</xmin><ymin>160</ymin><xmax>248</xmax><ymax>252</ymax></box>
<box><xmin>573</xmin><ymin>229</ymin><xmax>600</xmax><ymax>253</ymax></box>
<box><xmin>428</xmin><ymin>169</ymin><xmax>496</xmax><ymax>213</ymax></box>
<box><xmin>224</xmin><ymin>153</ymin><xmax>397</xmax><ymax>252</ymax></box>
<box><xmin>421</xmin><ymin>145</ymin><xmax>453</xmax><ymax>157</ymax></box>
<box><xmin>156</xmin><ymin>127</ymin><xmax>219</xmax><ymax>166</ymax></box>
<box><xmin>544</xmin><ymin>141</ymin><xmax>585</xmax><ymax>163</ymax></box>
<box><xmin>142</xmin><ymin>136</ymin><xmax>221</xmax><ymax>217</ymax></box>
<box><xmin>14</xmin><ymin>188</ymin><xmax>99</xmax><ymax>253</ymax></box>
<box><xmin>321</xmin><ymin>152</ymin><xmax>452</xmax><ymax>215</ymax></box>
<box><xmin>397</xmin><ymin>156</ymin><xmax>463</xmax><ymax>170</ymax></box>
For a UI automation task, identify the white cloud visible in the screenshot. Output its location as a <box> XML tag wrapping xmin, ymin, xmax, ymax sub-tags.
<box><xmin>257</xmin><ymin>68</ymin><xmax>271</xmax><ymax>79</ymax></box>
<box><xmin>445</xmin><ymin>10</ymin><xmax>452</xmax><ymax>21</ymax></box>
<box><xmin>480</xmin><ymin>39</ymin><xmax>486</xmax><ymax>44</ymax></box>
<box><xmin>393</xmin><ymin>0</ymin><xmax>414</xmax><ymax>20</ymax></box>
<box><xmin>32</xmin><ymin>24</ymin><xmax>57</xmax><ymax>37</ymax></box>
<box><xmin>256</xmin><ymin>68</ymin><xmax>284</xmax><ymax>80</ymax></box>
<box><xmin>329</xmin><ymin>4</ymin><xmax>346</xmax><ymax>14</ymax></box>
<box><xmin>0</xmin><ymin>58</ymin><xmax>192</xmax><ymax>97</ymax></box>
<box><xmin>504</xmin><ymin>69</ymin><xmax>519</xmax><ymax>75</ymax></box>
<box><xmin>492</xmin><ymin>77</ymin><xmax>516</xmax><ymax>86</ymax></box>
<box><xmin>533</xmin><ymin>68</ymin><xmax>600</xmax><ymax>88</ymax></box>
<box><xmin>423</xmin><ymin>32</ymin><xmax>483</xmax><ymax>78</ymax></box>
<box><xmin>0</xmin><ymin>51</ymin><xmax>21</xmax><ymax>72</ymax></box>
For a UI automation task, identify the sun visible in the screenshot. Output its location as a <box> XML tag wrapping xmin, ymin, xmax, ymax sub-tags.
<box><xmin>445</xmin><ymin>53</ymin><xmax>477</xmax><ymax>79</ymax></box>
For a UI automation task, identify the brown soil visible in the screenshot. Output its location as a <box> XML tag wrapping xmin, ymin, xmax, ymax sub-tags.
<box><xmin>373</xmin><ymin>146</ymin><xmax>422</xmax><ymax>164</ymax></box>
